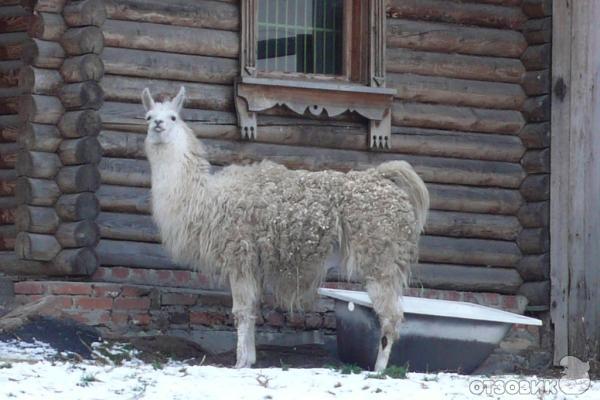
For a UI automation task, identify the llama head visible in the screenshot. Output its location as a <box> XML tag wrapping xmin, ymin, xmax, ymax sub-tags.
<box><xmin>141</xmin><ymin>86</ymin><xmax>187</xmax><ymax>146</ymax></box>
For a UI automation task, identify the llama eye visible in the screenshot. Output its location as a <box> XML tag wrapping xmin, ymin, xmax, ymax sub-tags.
<box><xmin>146</xmin><ymin>116</ymin><xmax>151</xmax><ymax>121</ymax></box>
<box><xmin>171</xmin><ymin>116</ymin><xmax>176</xmax><ymax>121</ymax></box>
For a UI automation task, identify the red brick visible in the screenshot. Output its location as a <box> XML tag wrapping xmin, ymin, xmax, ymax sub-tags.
<box><xmin>190</xmin><ymin>311</ymin><xmax>227</xmax><ymax>326</ymax></box>
<box><xmin>14</xmin><ymin>281</ymin><xmax>45</xmax><ymax>295</ymax></box>
<box><xmin>112</xmin><ymin>267</ymin><xmax>130</xmax><ymax>280</ymax></box>
<box><xmin>502</xmin><ymin>296</ymin><xmax>518</xmax><ymax>311</ymax></box>
<box><xmin>91</xmin><ymin>267</ymin><xmax>107</xmax><ymax>280</ymax></box>
<box><xmin>50</xmin><ymin>295</ymin><xmax>74</xmax><ymax>309</ymax></box>
<box><xmin>484</xmin><ymin>292</ymin><xmax>500</xmax><ymax>306</ymax></box>
<box><xmin>14</xmin><ymin>294</ymin><xmax>42</xmax><ymax>304</ymax></box>
<box><xmin>305</xmin><ymin>312</ymin><xmax>323</xmax><ymax>329</ymax></box>
<box><xmin>173</xmin><ymin>271</ymin><xmax>191</xmax><ymax>286</ymax></box>
<box><xmin>130</xmin><ymin>269</ymin><xmax>149</xmax><ymax>284</ymax></box>
<box><xmin>74</xmin><ymin>296</ymin><xmax>113</xmax><ymax>310</ymax></box>
<box><xmin>113</xmin><ymin>297</ymin><xmax>150</xmax><ymax>310</ymax></box>
<box><xmin>131</xmin><ymin>313</ymin><xmax>151</xmax><ymax>326</ymax></box>
<box><xmin>161</xmin><ymin>292</ymin><xmax>197</xmax><ymax>306</ymax></box>
<box><xmin>155</xmin><ymin>270</ymin><xmax>172</xmax><ymax>281</ymax></box>
<box><xmin>121</xmin><ymin>285</ymin><xmax>150</xmax><ymax>297</ymax></box>
<box><xmin>48</xmin><ymin>282</ymin><xmax>93</xmax><ymax>296</ymax></box>
<box><xmin>93</xmin><ymin>284</ymin><xmax>122</xmax><ymax>298</ymax></box>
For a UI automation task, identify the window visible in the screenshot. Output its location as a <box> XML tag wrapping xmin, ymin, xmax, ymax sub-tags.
<box><xmin>236</xmin><ymin>0</ymin><xmax>395</xmax><ymax>149</ymax></box>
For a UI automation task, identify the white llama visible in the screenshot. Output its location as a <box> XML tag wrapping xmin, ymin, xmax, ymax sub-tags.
<box><xmin>142</xmin><ymin>87</ymin><xmax>429</xmax><ymax>371</ymax></box>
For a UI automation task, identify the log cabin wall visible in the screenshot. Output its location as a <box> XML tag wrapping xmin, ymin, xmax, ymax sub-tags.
<box><xmin>1</xmin><ymin>0</ymin><xmax>553</xmax><ymax>359</ymax></box>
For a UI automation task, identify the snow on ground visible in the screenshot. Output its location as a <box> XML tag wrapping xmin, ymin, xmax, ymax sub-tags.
<box><xmin>0</xmin><ymin>339</ymin><xmax>597</xmax><ymax>400</ymax></box>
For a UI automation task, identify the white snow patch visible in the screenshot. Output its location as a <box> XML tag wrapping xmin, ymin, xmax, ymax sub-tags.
<box><xmin>0</xmin><ymin>340</ymin><xmax>598</xmax><ymax>400</ymax></box>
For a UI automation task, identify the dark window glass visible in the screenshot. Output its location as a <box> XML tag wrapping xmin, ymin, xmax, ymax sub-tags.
<box><xmin>257</xmin><ymin>0</ymin><xmax>344</xmax><ymax>75</ymax></box>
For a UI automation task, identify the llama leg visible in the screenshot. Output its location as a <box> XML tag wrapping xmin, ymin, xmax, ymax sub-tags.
<box><xmin>230</xmin><ymin>272</ymin><xmax>259</xmax><ymax>368</ymax></box>
<box><xmin>366</xmin><ymin>280</ymin><xmax>403</xmax><ymax>372</ymax></box>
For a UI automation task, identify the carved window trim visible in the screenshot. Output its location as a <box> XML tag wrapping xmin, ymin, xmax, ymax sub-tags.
<box><xmin>236</xmin><ymin>0</ymin><xmax>395</xmax><ymax>150</ymax></box>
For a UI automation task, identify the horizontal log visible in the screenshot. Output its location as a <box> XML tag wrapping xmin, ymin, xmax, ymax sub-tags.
<box><xmin>16</xmin><ymin>150</ymin><xmax>61</xmax><ymax>178</ymax></box>
<box><xmin>51</xmin><ymin>247</ymin><xmax>98</xmax><ymax>275</ymax></box>
<box><xmin>19</xmin><ymin>123</ymin><xmax>61</xmax><ymax>152</ymax></box>
<box><xmin>0</xmin><ymin>142</ymin><xmax>17</xmax><ymax>168</ymax></box>
<box><xmin>97</xmin><ymin>211</ymin><xmax>158</xmax><ymax>242</ymax></box>
<box><xmin>522</xmin><ymin>0</ymin><xmax>552</xmax><ymax>18</ymax></box>
<box><xmin>419</xmin><ymin>235</ymin><xmax>521</xmax><ymax>267</ymax></box>
<box><xmin>55</xmin><ymin>192</ymin><xmax>99</xmax><ymax>221</ymax></box>
<box><xmin>522</xmin><ymin>95</ymin><xmax>550</xmax><ymax>122</ymax></box>
<box><xmin>96</xmin><ymin>238</ymin><xmax>182</xmax><ymax>269</ymax></box>
<box><xmin>56</xmin><ymin>164</ymin><xmax>101</xmax><ymax>193</ymax></box>
<box><xmin>99</xmin><ymin>124</ymin><xmax>525</xmax><ymax>164</ymax></box>
<box><xmin>104</xmin><ymin>0</ymin><xmax>239</xmax><ymax>31</ymax></box>
<box><xmin>0</xmin><ymin>13</ymin><xmax>29</xmax><ymax>34</ymax></box>
<box><xmin>59</xmin><ymin>81</ymin><xmax>104</xmax><ymax>110</ymax></box>
<box><xmin>520</xmin><ymin>174</ymin><xmax>549</xmax><ymax>201</ymax></box>
<box><xmin>20</xmin><ymin>0</ymin><xmax>66</xmax><ymax>13</ymax></box>
<box><xmin>517</xmin><ymin>227</ymin><xmax>549</xmax><ymax>254</ymax></box>
<box><xmin>99</xmin><ymin>138</ymin><xmax>526</xmax><ymax>189</ymax></box>
<box><xmin>96</xmin><ymin>184</ymin><xmax>150</xmax><ymax>214</ymax></box>
<box><xmin>0</xmin><ymin>207</ymin><xmax>15</xmax><ymax>224</ymax></box>
<box><xmin>63</xmin><ymin>0</ymin><xmax>106</xmax><ymax>27</ymax></box>
<box><xmin>517</xmin><ymin>253</ymin><xmax>549</xmax><ymax>281</ymax></box>
<box><xmin>387</xmin><ymin>48</ymin><xmax>525</xmax><ymax>84</ymax></box>
<box><xmin>521</xmin><ymin>148</ymin><xmax>550</xmax><ymax>174</ymax></box>
<box><xmin>61</xmin><ymin>26</ymin><xmax>103</xmax><ymax>55</ymax></box>
<box><xmin>388</xmin><ymin>73</ymin><xmax>526</xmax><ymax>110</ymax></box>
<box><xmin>103</xmin><ymin>19</ymin><xmax>238</xmax><ymax>58</ymax></box>
<box><xmin>0</xmin><ymin>59</ymin><xmax>21</xmax><ymax>88</ymax></box>
<box><xmin>19</xmin><ymin>94</ymin><xmax>64</xmax><ymax>124</ymax></box>
<box><xmin>15</xmin><ymin>176</ymin><xmax>59</xmax><ymax>206</ymax></box>
<box><xmin>56</xmin><ymin>220</ymin><xmax>98</xmax><ymax>247</ymax></box>
<box><xmin>21</xmin><ymin>38</ymin><xmax>65</xmax><ymax>68</ymax></box>
<box><xmin>386</xmin><ymin>0</ymin><xmax>527</xmax><ymax>29</ymax></box>
<box><xmin>59</xmin><ymin>136</ymin><xmax>102</xmax><ymax>165</ymax></box>
<box><xmin>428</xmin><ymin>184</ymin><xmax>522</xmax><ymax>215</ymax></box>
<box><xmin>0</xmin><ymin>94</ymin><xmax>18</xmax><ymax>114</ymax></box>
<box><xmin>0</xmin><ymin>250</ymin><xmax>46</xmax><ymax>276</ymax></box>
<box><xmin>523</xmin><ymin>17</ymin><xmax>551</xmax><ymax>45</ymax></box>
<box><xmin>425</xmin><ymin>210</ymin><xmax>521</xmax><ymax>241</ymax></box>
<box><xmin>18</xmin><ymin>66</ymin><xmax>62</xmax><ymax>95</ymax></box>
<box><xmin>392</xmin><ymin>102</ymin><xmax>525</xmax><ymax>134</ymax></box>
<box><xmin>0</xmin><ymin>224</ymin><xmax>15</xmax><ymax>250</ymax></box>
<box><xmin>518</xmin><ymin>280</ymin><xmax>549</xmax><ymax>307</ymax></box>
<box><xmin>0</xmin><ymin>196</ymin><xmax>16</xmax><ymax>210</ymax></box>
<box><xmin>0</xmin><ymin>31</ymin><xmax>25</xmax><ymax>60</ymax></box>
<box><xmin>58</xmin><ymin>109</ymin><xmax>101</xmax><ymax>138</ymax></box>
<box><xmin>27</xmin><ymin>12</ymin><xmax>65</xmax><ymax>41</ymax></box>
<box><xmin>411</xmin><ymin>263</ymin><xmax>522</xmax><ymax>294</ymax></box>
<box><xmin>102</xmin><ymin>47</ymin><xmax>238</xmax><ymax>85</ymax></box>
<box><xmin>0</xmin><ymin>114</ymin><xmax>19</xmax><ymax>143</ymax></box>
<box><xmin>520</xmin><ymin>122</ymin><xmax>549</xmax><ymax>149</ymax></box>
<box><xmin>0</xmin><ymin>168</ymin><xmax>16</xmax><ymax>196</ymax></box>
<box><xmin>521</xmin><ymin>44</ymin><xmax>551</xmax><ymax>71</ymax></box>
<box><xmin>518</xmin><ymin>201</ymin><xmax>549</xmax><ymax>228</ymax></box>
<box><xmin>60</xmin><ymin>53</ymin><xmax>104</xmax><ymax>83</ymax></box>
<box><xmin>522</xmin><ymin>70</ymin><xmax>550</xmax><ymax>96</ymax></box>
<box><xmin>387</xmin><ymin>18</ymin><xmax>526</xmax><ymax>58</ymax></box>
<box><xmin>100</xmin><ymin>75</ymin><xmax>233</xmax><ymax>112</ymax></box>
<box><xmin>15</xmin><ymin>204</ymin><xmax>59</xmax><ymax>233</ymax></box>
<box><xmin>15</xmin><ymin>231</ymin><xmax>61</xmax><ymax>261</ymax></box>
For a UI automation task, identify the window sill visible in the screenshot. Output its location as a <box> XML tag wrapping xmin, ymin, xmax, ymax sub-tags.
<box><xmin>235</xmin><ymin>77</ymin><xmax>396</xmax><ymax>150</ymax></box>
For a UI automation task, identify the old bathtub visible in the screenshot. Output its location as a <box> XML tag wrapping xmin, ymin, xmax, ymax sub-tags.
<box><xmin>318</xmin><ymin>288</ymin><xmax>542</xmax><ymax>373</ymax></box>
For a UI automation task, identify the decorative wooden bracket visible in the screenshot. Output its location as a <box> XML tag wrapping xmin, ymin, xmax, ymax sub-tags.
<box><xmin>235</xmin><ymin>77</ymin><xmax>396</xmax><ymax>149</ymax></box>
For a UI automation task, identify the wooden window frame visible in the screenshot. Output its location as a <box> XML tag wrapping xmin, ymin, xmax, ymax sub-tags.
<box><xmin>235</xmin><ymin>0</ymin><xmax>395</xmax><ymax>150</ymax></box>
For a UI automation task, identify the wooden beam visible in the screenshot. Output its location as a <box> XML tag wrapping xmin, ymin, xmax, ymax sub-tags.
<box><xmin>517</xmin><ymin>253</ymin><xmax>549</xmax><ymax>281</ymax></box>
<box><xmin>58</xmin><ymin>110</ymin><xmax>102</xmax><ymax>138</ymax></box>
<box><xmin>15</xmin><ymin>150</ymin><xmax>61</xmax><ymax>178</ymax></box>
<box><xmin>60</xmin><ymin>54</ymin><xmax>104</xmax><ymax>83</ymax></box>
<box><xmin>19</xmin><ymin>66</ymin><xmax>62</xmax><ymax>95</ymax></box>
<box><xmin>63</xmin><ymin>0</ymin><xmax>106</xmax><ymax>27</ymax></box>
<box><xmin>15</xmin><ymin>177</ymin><xmax>60</xmax><ymax>206</ymax></box>
<box><xmin>19</xmin><ymin>94</ymin><xmax>64</xmax><ymax>124</ymax></box>
<box><xmin>520</xmin><ymin>122</ymin><xmax>550</xmax><ymax>149</ymax></box>
<box><xmin>27</xmin><ymin>12</ymin><xmax>65</xmax><ymax>41</ymax></box>
<box><xmin>518</xmin><ymin>201</ymin><xmax>549</xmax><ymax>228</ymax></box>
<box><xmin>56</xmin><ymin>164</ymin><xmax>101</xmax><ymax>193</ymax></box>
<box><xmin>20</xmin><ymin>0</ymin><xmax>66</xmax><ymax>13</ymax></box>
<box><xmin>56</xmin><ymin>220</ymin><xmax>99</xmax><ymax>247</ymax></box>
<box><xmin>59</xmin><ymin>81</ymin><xmax>104</xmax><ymax>110</ymax></box>
<box><xmin>19</xmin><ymin>123</ymin><xmax>61</xmax><ymax>152</ymax></box>
<box><xmin>55</xmin><ymin>192</ymin><xmax>99</xmax><ymax>221</ymax></box>
<box><xmin>15</xmin><ymin>205</ymin><xmax>59</xmax><ymax>233</ymax></box>
<box><xmin>61</xmin><ymin>26</ymin><xmax>103</xmax><ymax>55</ymax></box>
<box><xmin>21</xmin><ymin>38</ymin><xmax>64</xmax><ymax>68</ymax></box>
<box><xmin>425</xmin><ymin>210</ymin><xmax>521</xmax><ymax>241</ymax></box>
<box><xmin>15</xmin><ymin>231</ymin><xmax>60</xmax><ymax>261</ymax></box>
<box><xmin>419</xmin><ymin>235</ymin><xmax>521</xmax><ymax>267</ymax></box>
<box><xmin>50</xmin><ymin>247</ymin><xmax>98</xmax><ymax>276</ymax></box>
<box><xmin>59</xmin><ymin>137</ymin><xmax>102</xmax><ymax>165</ymax></box>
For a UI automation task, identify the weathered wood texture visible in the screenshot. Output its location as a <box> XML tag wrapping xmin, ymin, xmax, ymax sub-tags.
<box><xmin>551</xmin><ymin>0</ymin><xmax>600</xmax><ymax>363</ymax></box>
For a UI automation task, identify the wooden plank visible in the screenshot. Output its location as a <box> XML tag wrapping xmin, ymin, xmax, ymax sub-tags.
<box><xmin>386</xmin><ymin>0</ymin><xmax>527</xmax><ymax>29</ymax></box>
<box><xmin>425</xmin><ymin>210</ymin><xmax>521</xmax><ymax>241</ymax></box>
<box><xmin>392</xmin><ymin>101</ymin><xmax>525</xmax><ymax>134</ymax></box>
<box><xmin>419</xmin><ymin>235</ymin><xmax>521</xmax><ymax>267</ymax></box>
<box><xmin>99</xmin><ymin>139</ymin><xmax>526</xmax><ymax>189</ymax></box>
<box><xmin>411</xmin><ymin>263</ymin><xmax>522</xmax><ymax>294</ymax></box>
<box><xmin>388</xmin><ymin>73</ymin><xmax>526</xmax><ymax>110</ymax></box>
<box><xmin>387</xmin><ymin>48</ymin><xmax>525</xmax><ymax>84</ymax></box>
<box><xmin>102</xmin><ymin>19</ymin><xmax>238</xmax><ymax>59</ymax></box>
<box><xmin>102</xmin><ymin>47</ymin><xmax>238</xmax><ymax>85</ymax></box>
<box><xmin>104</xmin><ymin>0</ymin><xmax>239</xmax><ymax>31</ymax></box>
<box><xmin>96</xmin><ymin>239</ymin><xmax>182</xmax><ymax>269</ymax></box>
<box><xmin>387</xmin><ymin>18</ymin><xmax>526</xmax><ymax>58</ymax></box>
<box><xmin>97</xmin><ymin>211</ymin><xmax>159</xmax><ymax>242</ymax></box>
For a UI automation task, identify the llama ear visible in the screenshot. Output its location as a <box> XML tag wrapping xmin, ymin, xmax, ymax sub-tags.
<box><xmin>141</xmin><ymin>88</ymin><xmax>154</xmax><ymax>112</ymax></box>
<box><xmin>172</xmin><ymin>86</ymin><xmax>186</xmax><ymax>112</ymax></box>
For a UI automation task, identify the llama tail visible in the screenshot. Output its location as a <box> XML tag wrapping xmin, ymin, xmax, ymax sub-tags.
<box><xmin>377</xmin><ymin>160</ymin><xmax>430</xmax><ymax>232</ymax></box>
